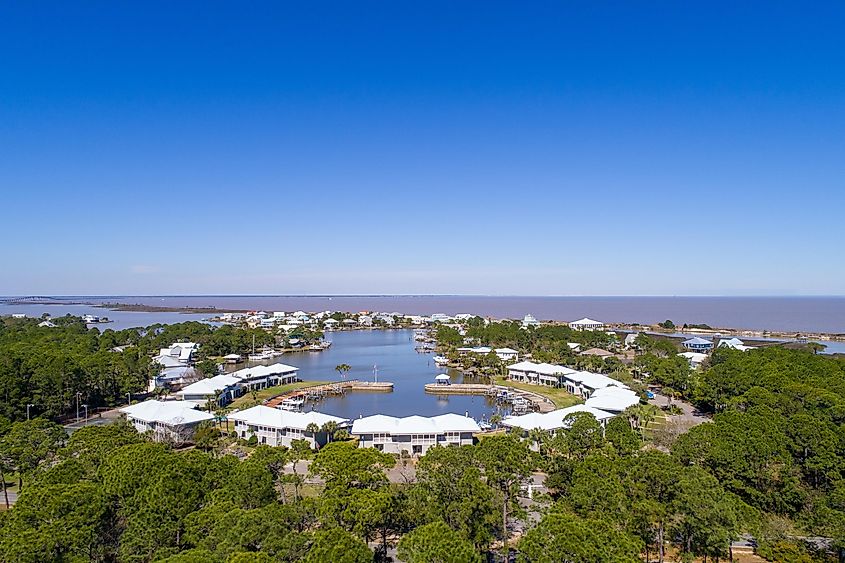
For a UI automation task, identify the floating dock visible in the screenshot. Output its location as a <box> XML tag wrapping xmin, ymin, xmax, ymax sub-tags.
<box><xmin>424</xmin><ymin>383</ymin><xmax>555</xmax><ymax>413</ymax></box>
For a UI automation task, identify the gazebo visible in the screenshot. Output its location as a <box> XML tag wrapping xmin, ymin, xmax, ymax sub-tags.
<box><xmin>434</xmin><ymin>374</ymin><xmax>451</xmax><ymax>385</ymax></box>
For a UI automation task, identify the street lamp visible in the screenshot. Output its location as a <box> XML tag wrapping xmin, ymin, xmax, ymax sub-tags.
<box><xmin>82</xmin><ymin>404</ymin><xmax>88</xmax><ymax>423</ymax></box>
<box><xmin>75</xmin><ymin>391</ymin><xmax>82</xmax><ymax>422</ymax></box>
<box><xmin>26</xmin><ymin>403</ymin><xmax>34</xmax><ymax>420</ymax></box>
<box><xmin>127</xmin><ymin>392</ymin><xmax>131</xmax><ymax>405</ymax></box>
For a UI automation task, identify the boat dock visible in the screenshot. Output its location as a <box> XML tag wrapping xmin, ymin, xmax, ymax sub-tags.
<box><xmin>265</xmin><ymin>380</ymin><xmax>394</xmax><ymax>409</ymax></box>
<box><xmin>423</xmin><ymin>383</ymin><xmax>555</xmax><ymax>413</ymax></box>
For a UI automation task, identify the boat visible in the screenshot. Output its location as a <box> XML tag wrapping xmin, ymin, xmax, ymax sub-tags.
<box><xmin>279</xmin><ymin>397</ymin><xmax>305</xmax><ymax>412</ymax></box>
<box><xmin>433</xmin><ymin>355</ymin><xmax>449</xmax><ymax>366</ymax></box>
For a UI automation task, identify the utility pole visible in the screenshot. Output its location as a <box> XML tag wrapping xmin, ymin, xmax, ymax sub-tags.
<box><xmin>76</xmin><ymin>391</ymin><xmax>82</xmax><ymax>422</ymax></box>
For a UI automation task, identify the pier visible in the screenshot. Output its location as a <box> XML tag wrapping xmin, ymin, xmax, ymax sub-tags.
<box><xmin>424</xmin><ymin>383</ymin><xmax>556</xmax><ymax>413</ymax></box>
<box><xmin>265</xmin><ymin>379</ymin><xmax>394</xmax><ymax>409</ymax></box>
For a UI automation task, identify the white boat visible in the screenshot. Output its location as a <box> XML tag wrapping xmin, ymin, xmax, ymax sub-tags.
<box><xmin>279</xmin><ymin>398</ymin><xmax>304</xmax><ymax>412</ymax></box>
<box><xmin>433</xmin><ymin>355</ymin><xmax>449</xmax><ymax>366</ymax></box>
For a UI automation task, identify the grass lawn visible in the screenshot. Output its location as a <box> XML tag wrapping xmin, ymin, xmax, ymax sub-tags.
<box><xmin>227</xmin><ymin>380</ymin><xmax>330</xmax><ymax>410</ymax></box>
<box><xmin>494</xmin><ymin>376</ymin><xmax>583</xmax><ymax>409</ymax></box>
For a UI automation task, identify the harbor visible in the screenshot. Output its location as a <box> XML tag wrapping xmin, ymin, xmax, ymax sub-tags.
<box><xmin>424</xmin><ymin>383</ymin><xmax>555</xmax><ymax>413</ymax></box>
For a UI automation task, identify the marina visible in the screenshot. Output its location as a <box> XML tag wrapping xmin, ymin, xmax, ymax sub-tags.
<box><xmin>249</xmin><ymin>329</ymin><xmax>510</xmax><ymax>420</ymax></box>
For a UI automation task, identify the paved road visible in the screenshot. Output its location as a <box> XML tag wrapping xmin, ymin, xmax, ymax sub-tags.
<box><xmin>648</xmin><ymin>391</ymin><xmax>709</xmax><ymax>428</ymax></box>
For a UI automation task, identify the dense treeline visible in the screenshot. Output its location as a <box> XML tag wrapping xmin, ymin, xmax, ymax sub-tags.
<box><xmin>0</xmin><ymin>414</ymin><xmax>756</xmax><ymax>562</ymax></box>
<box><xmin>3</xmin><ymin>318</ymin><xmax>845</xmax><ymax>561</ymax></box>
<box><xmin>0</xmin><ymin>317</ymin><xmax>154</xmax><ymax>422</ymax></box>
<box><xmin>676</xmin><ymin>347</ymin><xmax>845</xmax><ymax>548</ymax></box>
<box><xmin>0</xmin><ymin>317</ymin><xmax>284</xmax><ymax>423</ymax></box>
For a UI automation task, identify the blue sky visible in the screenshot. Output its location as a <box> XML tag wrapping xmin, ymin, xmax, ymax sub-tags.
<box><xmin>1</xmin><ymin>2</ymin><xmax>843</xmax><ymax>296</ymax></box>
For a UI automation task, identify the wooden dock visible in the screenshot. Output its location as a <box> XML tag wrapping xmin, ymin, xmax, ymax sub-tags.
<box><xmin>265</xmin><ymin>380</ymin><xmax>393</xmax><ymax>408</ymax></box>
<box><xmin>424</xmin><ymin>383</ymin><xmax>555</xmax><ymax>413</ymax></box>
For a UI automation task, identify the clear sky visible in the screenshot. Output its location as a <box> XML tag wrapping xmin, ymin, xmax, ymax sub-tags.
<box><xmin>1</xmin><ymin>2</ymin><xmax>843</xmax><ymax>296</ymax></box>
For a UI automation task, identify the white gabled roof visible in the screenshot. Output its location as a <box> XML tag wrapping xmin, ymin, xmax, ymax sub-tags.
<box><xmin>154</xmin><ymin>355</ymin><xmax>184</xmax><ymax>368</ymax></box>
<box><xmin>569</xmin><ymin>317</ymin><xmax>603</xmax><ymax>325</ymax></box>
<box><xmin>177</xmin><ymin>374</ymin><xmax>241</xmax><ymax>396</ymax></box>
<box><xmin>228</xmin><ymin>405</ymin><xmax>346</xmax><ymax>431</ymax></box>
<box><xmin>584</xmin><ymin>386</ymin><xmax>640</xmax><ymax>412</ymax></box>
<box><xmin>121</xmin><ymin>400</ymin><xmax>214</xmax><ymax>425</ymax></box>
<box><xmin>502</xmin><ymin>404</ymin><xmax>615</xmax><ymax>431</ymax></box>
<box><xmin>351</xmin><ymin>413</ymin><xmax>481</xmax><ymax>435</ymax></box>
<box><xmin>679</xmin><ymin>351</ymin><xmax>708</xmax><ymax>362</ymax></box>
<box><xmin>568</xmin><ymin>371</ymin><xmax>627</xmax><ymax>391</ymax></box>
<box><xmin>506</xmin><ymin>361</ymin><xmax>575</xmax><ymax>376</ymax></box>
<box><xmin>231</xmin><ymin>363</ymin><xmax>299</xmax><ymax>381</ymax></box>
<box><xmin>507</xmin><ymin>361</ymin><xmax>540</xmax><ymax>371</ymax></box>
<box><xmin>683</xmin><ymin>337</ymin><xmax>713</xmax><ymax>345</ymax></box>
<box><xmin>495</xmin><ymin>347</ymin><xmax>518</xmax><ymax>354</ymax></box>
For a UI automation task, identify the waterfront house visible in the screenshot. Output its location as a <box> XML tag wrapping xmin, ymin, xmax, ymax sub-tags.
<box><xmin>351</xmin><ymin>413</ymin><xmax>480</xmax><ymax>455</ymax></box>
<box><xmin>38</xmin><ymin>320</ymin><xmax>56</xmax><ymax>328</ymax></box>
<box><xmin>584</xmin><ymin>386</ymin><xmax>640</xmax><ymax>413</ymax></box>
<box><xmin>229</xmin><ymin>405</ymin><xmax>347</xmax><ymax>448</ymax></box>
<box><xmin>177</xmin><ymin>373</ymin><xmax>242</xmax><ymax>406</ymax></box>
<box><xmin>568</xmin><ymin>317</ymin><xmax>605</xmax><ymax>331</ymax></box>
<box><xmin>494</xmin><ymin>347</ymin><xmax>519</xmax><ymax>361</ymax></box>
<box><xmin>718</xmin><ymin>337</ymin><xmax>756</xmax><ymax>351</ymax></box>
<box><xmin>223</xmin><ymin>353</ymin><xmax>242</xmax><ymax>364</ymax></box>
<box><xmin>506</xmin><ymin>361</ymin><xmax>577</xmax><ymax>387</ymax></box>
<box><xmin>358</xmin><ymin>315</ymin><xmax>374</xmax><ymax>327</ymax></box>
<box><xmin>564</xmin><ymin>371</ymin><xmax>628</xmax><ymax>398</ymax></box>
<box><xmin>522</xmin><ymin>314</ymin><xmax>540</xmax><ymax>328</ymax></box>
<box><xmin>231</xmin><ymin>363</ymin><xmax>299</xmax><ymax>391</ymax></box>
<box><xmin>502</xmin><ymin>404</ymin><xmax>616</xmax><ymax>434</ymax></box>
<box><xmin>682</xmin><ymin>337</ymin><xmax>714</xmax><ymax>352</ymax></box>
<box><xmin>323</xmin><ymin>318</ymin><xmax>340</xmax><ymax>329</ymax></box>
<box><xmin>121</xmin><ymin>400</ymin><xmax>214</xmax><ymax>443</ymax></box>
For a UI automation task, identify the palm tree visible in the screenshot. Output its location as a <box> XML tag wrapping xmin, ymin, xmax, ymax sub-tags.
<box><xmin>305</xmin><ymin>422</ymin><xmax>320</xmax><ymax>436</ymax></box>
<box><xmin>528</xmin><ymin>427</ymin><xmax>547</xmax><ymax>453</ymax></box>
<box><xmin>335</xmin><ymin>363</ymin><xmax>352</xmax><ymax>381</ymax></box>
<box><xmin>321</xmin><ymin>421</ymin><xmax>339</xmax><ymax>443</ymax></box>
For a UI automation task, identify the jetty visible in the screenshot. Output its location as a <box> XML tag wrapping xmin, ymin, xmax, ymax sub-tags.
<box><xmin>424</xmin><ymin>383</ymin><xmax>556</xmax><ymax>413</ymax></box>
<box><xmin>266</xmin><ymin>379</ymin><xmax>393</xmax><ymax>408</ymax></box>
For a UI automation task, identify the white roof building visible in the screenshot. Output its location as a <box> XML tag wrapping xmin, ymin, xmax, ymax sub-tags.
<box><xmin>682</xmin><ymin>337</ymin><xmax>714</xmax><ymax>351</ymax></box>
<box><xmin>502</xmin><ymin>404</ymin><xmax>616</xmax><ymax>432</ymax></box>
<box><xmin>154</xmin><ymin>354</ymin><xmax>185</xmax><ymax>369</ymax></box>
<box><xmin>564</xmin><ymin>371</ymin><xmax>628</xmax><ymax>397</ymax></box>
<box><xmin>568</xmin><ymin>318</ymin><xmax>605</xmax><ymax>331</ymax></box>
<box><xmin>507</xmin><ymin>361</ymin><xmax>577</xmax><ymax>387</ymax></box>
<box><xmin>717</xmin><ymin>337</ymin><xmax>756</xmax><ymax>351</ymax></box>
<box><xmin>231</xmin><ymin>363</ymin><xmax>299</xmax><ymax>389</ymax></box>
<box><xmin>229</xmin><ymin>405</ymin><xmax>347</xmax><ymax>448</ymax></box>
<box><xmin>679</xmin><ymin>351</ymin><xmax>708</xmax><ymax>369</ymax></box>
<box><xmin>177</xmin><ymin>374</ymin><xmax>242</xmax><ymax>405</ymax></box>
<box><xmin>351</xmin><ymin>413</ymin><xmax>481</xmax><ymax>455</ymax></box>
<box><xmin>522</xmin><ymin>314</ymin><xmax>540</xmax><ymax>327</ymax></box>
<box><xmin>584</xmin><ymin>386</ymin><xmax>640</xmax><ymax>413</ymax></box>
<box><xmin>121</xmin><ymin>400</ymin><xmax>214</xmax><ymax>442</ymax></box>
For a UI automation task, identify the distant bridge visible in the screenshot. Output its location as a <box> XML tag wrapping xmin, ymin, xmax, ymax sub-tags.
<box><xmin>0</xmin><ymin>296</ymin><xmax>89</xmax><ymax>305</ymax></box>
